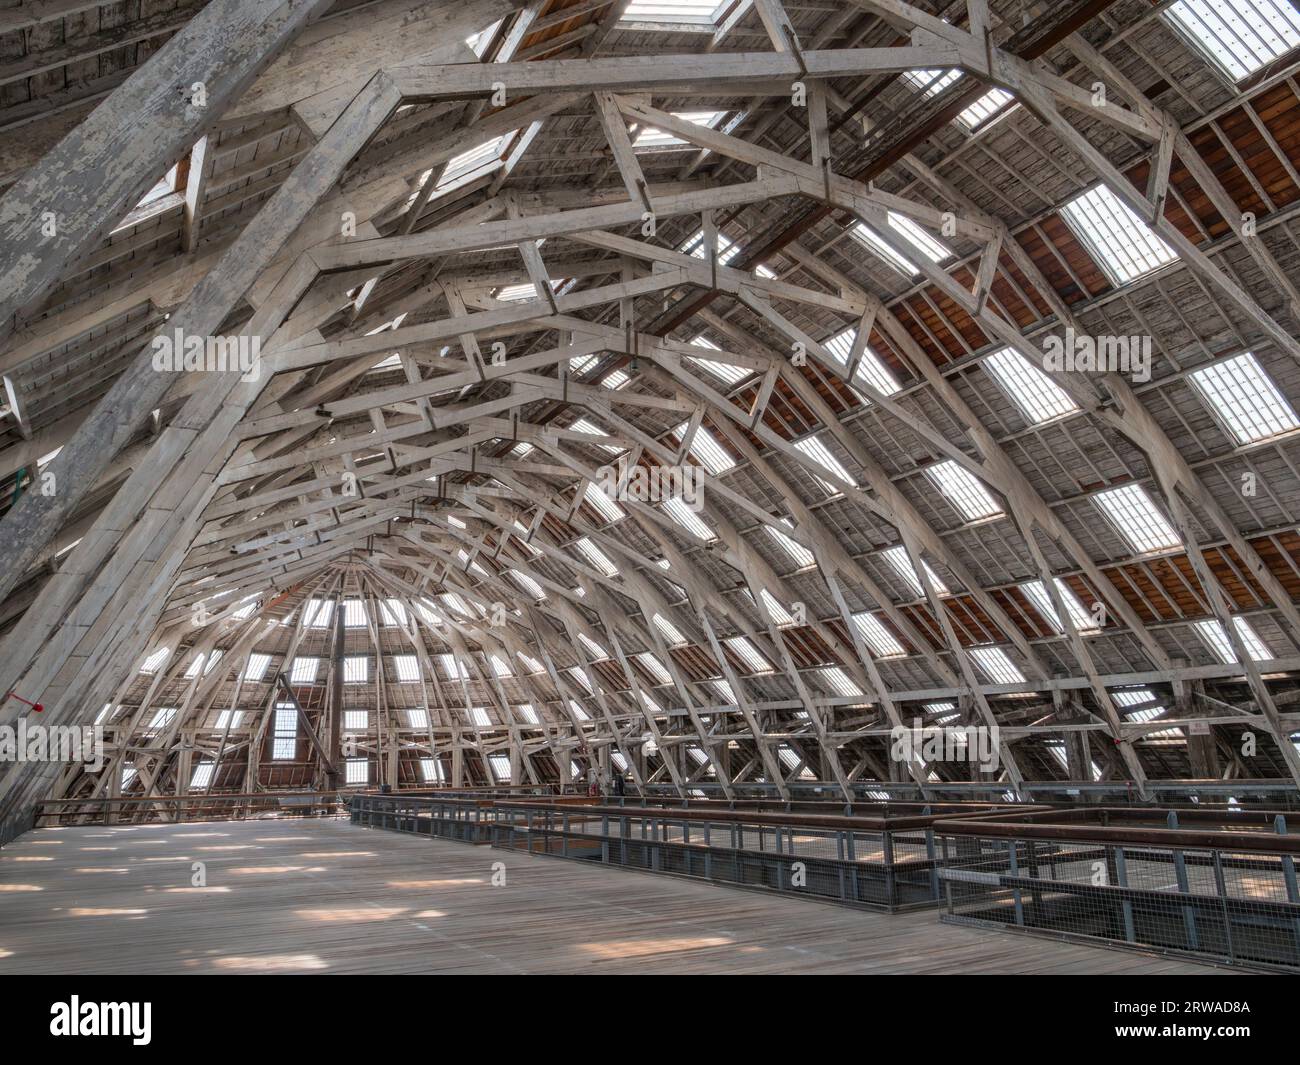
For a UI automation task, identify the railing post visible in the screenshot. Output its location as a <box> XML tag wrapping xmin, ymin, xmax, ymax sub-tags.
<box><xmin>1276</xmin><ymin>815</ymin><xmax>1300</xmax><ymax>957</ymax></box>
<box><xmin>1168</xmin><ymin>812</ymin><xmax>1200</xmax><ymax>951</ymax></box>
<box><xmin>925</xmin><ymin>828</ymin><xmax>940</xmax><ymax>903</ymax></box>
<box><xmin>1212</xmin><ymin>847</ymin><xmax>1234</xmax><ymax>964</ymax></box>
<box><xmin>882</xmin><ymin>831</ymin><xmax>897</xmax><ymax>910</ymax></box>
<box><xmin>1007</xmin><ymin>839</ymin><xmax>1024</xmax><ymax>926</ymax></box>
<box><xmin>1113</xmin><ymin>845</ymin><xmax>1137</xmax><ymax>944</ymax></box>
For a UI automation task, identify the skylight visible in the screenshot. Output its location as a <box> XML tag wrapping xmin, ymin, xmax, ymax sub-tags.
<box><xmin>189</xmin><ymin>762</ymin><xmax>215</xmax><ymax>791</ymax></box>
<box><xmin>140</xmin><ymin>646</ymin><xmax>170</xmax><ymax>674</ymax></box>
<box><xmin>817</xmin><ymin>666</ymin><xmax>864</xmax><ymax>698</ymax></box>
<box><xmin>620</xmin><ymin>0</ymin><xmax>721</xmax><ymax>25</ymax></box>
<box><xmin>496</xmin><ymin>282</ymin><xmax>546</xmax><ymax>302</ymax></box>
<box><xmin>793</xmin><ymin>434</ymin><xmax>856</xmax><ymax>494</ymax></box>
<box><xmin>488</xmin><ymin>754</ymin><xmax>513</xmax><ymax>782</ymax></box>
<box><xmin>701</xmin><ymin>680</ymin><xmax>730</xmax><ymax>707</ymax></box>
<box><xmin>584</xmin><ymin>481</ymin><xmax>626</xmax><ymax>523</ymax></box>
<box><xmin>652</xmin><ymin>612</ymin><xmax>688</xmax><ymax>647</ymax></box>
<box><xmin>686</xmin><ymin>335</ymin><xmax>751</xmax><ymax>385</ymax></box>
<box><xmin>380</xmin><ymin>598</ymin><xmax>407</xmax><ymax>627</ymax></box>
<box><xmin>900</xmin><ymin>68</ymin><xmax>963</xmax><ymax>97</ymax></box>
<box><xmin>1166</xmin><ymin>0</ymin><xmax>1300</xmax><ymax>81</ymax></box>
<box><xmin>1043</xmin><ymin>740</ymin><xmax>1102</xmax><ymax>780</ymax></box>
<box><xmin>681</xmin><ymin>229</ymin><xmax>777</xmax><ymax>279</ymax></box>
<box><xmin>1112</xmin><ymin>689</ymin><xmax>1185</xmax><ymax>742</ymax></box>
<box><xmin>1022</xmin><ymin>579</ymin><xmax>1099</xmax><ymax>635</ymax></box>
<box><xmin>957</xmin><ymin>87</ymin><xmax>1017</xmax><ymax>130</ymax></box>
<box><xmin>725</xmin><ymin>635</ymin><xmax>772</xmax><ymax>674</ymax></box>
<box><xmin>1094</xmin><ymin>483</ymin><xmax>1181</xmax><ymax>555</ymax></box>
<box><xmin>111</xmin><ymin>163</ymin><xmax>179</xmax><ymax>233</ymax></box>
<box><xmin>662</xmin><ymin>495</ymin><xmax>715</xmax><ymax>541</ymax></box>
<box><xmin>882</xmin><ymin>545</ymin><xmax>948</xmax><ymax>597</ymax></box>
<box><xmin>566</xmin><ymin>665</ymin><xmax>592</xmax><ymax>702</ymax></box>
<box><xmin>184</xmin><ymin>650</ymin><xmax>223</xmax><ymax>679</ymax></box>
<box><xmin>517</xmin><ymin>651</ymin><xmax>544</xmax><ymax>675</ymax></box>
<box><xmin>344</xmin><ymin>709</ymin><xmax>369</xmax><ymax>730</ymax></box>
<box><xmin>901</xmin><ymin>69</ymin><xmax>1017</xmax><ymax>131</ymax></box>
<box><xmin>634</xmin><ymin>110</ymin><xmax>725</xmax><ymax>148</ymax></box>
<box><xmin>852</xmin><ymin>611</ymin><xmax>907</xmax><ymax>658</ymax></box>
<box><xmin>344</xmin><ymin>656</ymin><xmax>369</xmax><ymax>684</ymax></box>
<box><xmin>568</xmin><ymin>700</ymin><xmax>591</xmax><ymax>722</ymax></box>
<box><xmin>438</xmin><ymin>593</ymin><xmax>473</xmax><ymax>619</ymax></box>
<box><xmin>569</xmin><ymin>417</ymin><xmax>621</xmax><ymax>454</ymax></box>
<box><xmin>636</xmin><ymin>651</ymin><xmax>672</xmax><ymax>685</ymax></box>
<box><xmin>289</xmin><ymin>657</ymin><xmax>319</xmax><ymax>684</ymax></box>
<box><xmin>517</xmin><ymin>704</ymin><xmax>540</xmax><ymax>725</ymax></box>
<box><xmin>215</xmin><ymin>710</ymin><xmax>243</xmax><ymax>730</ymax></box>
<box><xmin>1189</xmin><ymin>352</ymin><xmax>1299</xmax><ymax>445</ymax></box>
<box><xmin>766</xmin><ymin>519</ymin><xmax>815</xmax><ymax>570</ymax></box>
<box><xmin>303</xmin><ymin>597</ymin><xmax>334</xmax><ymax>629</ymax></box>
<box><xmin>439</xmin><ymin>654</ymin><xmax>470</xmax><ymax>681</ymax></box>
<box><xmin>420</xmin><ymin>757</ymin><xmax>446</xmax><ymax>783</ymax></box>
<box><xmin>574</xmin><ymin>536</ymin><xmax>620</xmax><ymax>578</ymax></box>
<box><xmin>1194</xmin><ymin>617</ymin><xmax>1272</xmax><ymax>663</ymax></box>
<box><xmin>509</xmin><ymin>569</ymin><xmax>547</xmax><ymax>600</ymax></box>
<box><xmin>272</xmin><ymin>703</ymin><xmax>298</xmax><ymax>760</ymax></box>
<box><xmin>578</xmin><ymin>633</ymin><xmax>609</xmax><ymax>660</ymax></box>
<box><xmin>440</xmin><ymin>135</ymin><xmax>506</xmax><ymax>187</ymax></box>
<box><xmin>757</xmin><ymin>588</ymin><xmax>795</xmax><ymax>627</ymax></box>
<box><xmin>345</xmin><ymin>758</ymin><xmax>369</xmax><ymax>786</ymax></box>
<box><xmin>675</xmin><ymin>422</ymin><xmax>735</xmax><ymax>475</ymax></box>
<box><xmin>823</xmin><ymin>326</ymin><xmax>902</xmax><ymax>398</ymax></box>
<box><xmin>343</xmin><ymin>599</ymin><xmax>367</xmax><ymax>627</ymax></box>
<box><xmin>777</xmin><ymin>746</ymin><xmax>815</xmax><ymax>779</ymax></box>
<box><xmin>394</xmin><ymin>655</ymin><xmax>420</xmax><ymax>683</ymax></box>
<box><xmin>925</xmin><ymin>460</ymin><xmax>1002</xmax><ymax>521</ymax></box>
<box><xmin>969</xmin><ymin>646</ymin><xmax>1026</xmax><ymax>684</ymax></box>
<box><xmin>465</xmin><ymin>19</ymin><xmax>502</xmax><ymax>56</ymax></box>
<box><xmin>489</xmin><ymin>653</ymin><xmax>514</xmax><ymax>677</ymax></box>
<box><xmin>406</xmin><ymin>709</ymin><xmax>429</xmax><ymax>728</ymax></box>
<box><xmin>467</xmin><ymin>706</ymin><xmax>493</xmax><ymax>728</ymax></box>
<box><xmin>147</xmin><ymin>707</ymin><xmax>177</xmax><ymax>734</ymax></box>
<box><xmin>850</xmin><ymin>212</ymin><xmax>952</xmax><ymax>277</ymax></box>
<box><xmin>1061</xmin><ymin>185</ymin><xmax>1177</xmax><ymax>285</ymax></box>
<box><xmin>982</xmin><ymin>347</ymin><xmax>1079</xmax><ymax>425</ymax></box>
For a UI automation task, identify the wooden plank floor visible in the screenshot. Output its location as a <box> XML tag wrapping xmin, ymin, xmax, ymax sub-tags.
<box><xmin>0</xmin><ymin>818</ymin><xmax>1239</xmax><ymax>974</ymax></box>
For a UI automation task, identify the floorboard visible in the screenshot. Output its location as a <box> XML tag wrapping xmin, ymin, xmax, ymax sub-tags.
<box><xmin>0</xmin><ymin>818</ymin><xmax>1240</xmax><ymax>975</ymax></box>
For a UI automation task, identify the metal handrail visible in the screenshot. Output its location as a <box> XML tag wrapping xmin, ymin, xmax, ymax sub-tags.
<box><xmin>933</xmin><ymin>816</ymin><xmax>1300</xmax><ymax>855</ymax></box>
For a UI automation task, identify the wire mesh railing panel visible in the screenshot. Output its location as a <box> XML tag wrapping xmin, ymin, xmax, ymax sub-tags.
<box><xmin>937</xmin><ymin>829</ymin><xmax>1300</xmax><ymax>971</ymax></box>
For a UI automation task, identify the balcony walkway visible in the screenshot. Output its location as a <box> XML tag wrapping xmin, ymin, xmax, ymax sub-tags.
<box><xmin>0</xmin><ymin>817</ymin><xmax>1236</xmax><ymax>975</ymax></box>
